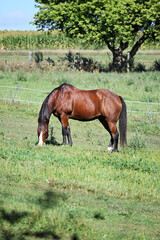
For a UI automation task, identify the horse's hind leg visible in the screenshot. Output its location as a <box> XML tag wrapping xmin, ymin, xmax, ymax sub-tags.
<box><xmin>108</xmin><ymin>121</ymin><xmax>119</xmax><ymax>152</ymax></box>
<box><xmin>99</xmin><ymin>117</ymin><xmax>119</xmax><ymax>152</ymax></box>
<box><xmin>99</xmin><ymin>117</ymin><xmax>114</xmax><ymax>151</ymax></box>
<box><xmin>108</xmin><ymin>138</ymin><xmax>114</xmax><ymax>151</ymax></box>
<box><xmin>60</xmin><ymin>113</ymin><xmax>72</xmax><ymax>146</ymax></box>
<box><xmin>62</xmin><ymin>126</ymin><xmax>72</xmax><ymax>145</ymax></box>
<box><xmin>113</xmin><ymin>130</ymin><xmax>119</xmax><ymax>152</ymax></box>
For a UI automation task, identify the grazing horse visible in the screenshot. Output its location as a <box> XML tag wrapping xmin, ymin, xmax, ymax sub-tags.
<box><xmin>37</xmin><ymin>83</ymin><xmax>127</xmax><ymax>152</ymax></box>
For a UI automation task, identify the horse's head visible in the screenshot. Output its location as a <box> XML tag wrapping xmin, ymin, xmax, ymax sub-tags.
<box><xmin>37</xmin><ymin>117</ymin><xmax>49</xmax><ymax>146</ymax></box>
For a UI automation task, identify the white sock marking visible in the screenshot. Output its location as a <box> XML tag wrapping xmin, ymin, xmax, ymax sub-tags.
<box><xmin>107</xmin><ymin>146</ymin><xmax>113</xmax><ymax>151</ymax></box>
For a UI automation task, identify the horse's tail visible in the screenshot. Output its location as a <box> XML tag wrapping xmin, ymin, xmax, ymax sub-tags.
<box><xmin>119</xmin><ymin>96</ymin><xmax>127</xmax><ymax>147</ymax></box>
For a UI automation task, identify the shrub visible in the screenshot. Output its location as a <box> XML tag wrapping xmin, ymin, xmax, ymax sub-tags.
<box><xmin>127</xmin><ymin>79</ymin><xmax>134</xmax><ymax>86</ymax></box>
<box><xmin>144</xmin><ymin>86</ymin><xmax>152</xmax><ymax>92</ymax></box>
<box><xmin>152</xmin><ymin>59</ymin><xmax>160</xmax><ymax>71</ymax></box>
<box><xmin>34</xmin><ymin>51</ymin><xmax>43</xmax><ymax>66</ymax></box>
<box><xmin>46</xmin><ymin>57</ymin><xmax>55</xmax><ymax>66</ymax></box>
<box><xmin>134</xmin><ymin>62</ymin><xmax>146</xmax><ymax>72</ymax></box>
<box><xmin>59</xmin><ymin>51</ymin><xmax>108</xmax><ymax>72</ymax></box>
<box><xmin>17</xmin><ymin>71</ymin><xmax>27</xmax><ymax>82</ymax></box>
<box><xmin>128</xmin><ymin>131</ymin><xmax>146</xmax><ymax>149</ymax></box>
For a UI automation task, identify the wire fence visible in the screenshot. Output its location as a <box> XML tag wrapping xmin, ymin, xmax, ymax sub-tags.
<box><xmin>0</xmin><ymin>85</ymin><xmax>160</xmax><ymax>120</ymax></box>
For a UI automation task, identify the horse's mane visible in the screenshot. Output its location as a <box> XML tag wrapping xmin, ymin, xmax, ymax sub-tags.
<box><xmin>54</xmin><ymin>83</ymin><xmax>73</xmax><ymax>91</ymax></box>
<box><xmin>39</xmin><ymin>95</ymin><xmax>50</xmax><ymax>121</ymax></box>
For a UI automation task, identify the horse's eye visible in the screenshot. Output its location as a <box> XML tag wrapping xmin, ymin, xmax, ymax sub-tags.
<box><xmin>44</xmin><ymin>119</ymin><xmax>49</xmax><ymax>124</ymax></box>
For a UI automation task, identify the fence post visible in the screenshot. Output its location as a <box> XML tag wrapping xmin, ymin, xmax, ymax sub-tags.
<box><xmin>28</xmin><ymin>51</ymin><xmax>32</xmax><ymax>67</ymax></box>
<box><xmin>147</xmin><ymin>98</ymin><xmax>152</xmax><ymax>122</ymax></box>
<box><xmin>73</xmin><ymin>52</ymin><xmax>80</xmax><ymax>70</ymax></box>
<box><xmin>11</xmin><ymin>82</ymin><xmax>22</xmax><ymax>104</ymax></box>
<box><xmin>127</xmin><ymin>51</ymin><xmax>130</xmax><ymax>73</ymax></box>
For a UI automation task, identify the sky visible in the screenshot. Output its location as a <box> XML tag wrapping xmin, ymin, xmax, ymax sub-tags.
<box><xmin>0</xmin><ymin>0</ymin><xmax>38</xmax><ymax>31</ymax></box>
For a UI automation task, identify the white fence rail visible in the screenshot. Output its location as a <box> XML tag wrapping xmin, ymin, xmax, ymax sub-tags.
<box><xmin>0</xmin><ymin>85</ymin><xmax>49</xmax><ymax>93</ymax></box>
<box><xmin>0</xmin><ymin>98</ymin><xmax>42</xmax><ymax>104</ymax></box>
<box><xmin>0</xmin><ymin>85</ymin><xmax>160</xmax><ymax>119</ymax></box>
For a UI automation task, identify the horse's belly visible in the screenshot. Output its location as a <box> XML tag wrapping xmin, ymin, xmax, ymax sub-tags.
<box><xmin>70</xmin><ymin>94</ymin><xmax>101</xmax><ymax>120</ymax></box>
<box><xmin>70</xmin><ymin>110</ymin><xmax>100</xmax><ymax>121</ymax></box>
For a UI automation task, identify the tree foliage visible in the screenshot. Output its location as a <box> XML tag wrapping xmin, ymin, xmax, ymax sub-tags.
<box><xmin>33</xmin><ymin>0</ymin><xmax>160</xmax><ymax>71</ymax></box>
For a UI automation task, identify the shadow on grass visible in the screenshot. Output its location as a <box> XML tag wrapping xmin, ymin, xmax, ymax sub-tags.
<box><xmin>46</xmin><ymin>126</ymin><xmax>61</xmax><ymax>146</ymax></box>
<box><xmin>0</xmin><ymin>209</ymin><xmax>28</xmax><ymax>225</ymax></box>
<box><xmin>24</xmin><ymin>230</ymin><xmax>60</xmax><ymax>239</ymax></box>
<box><xmin>0</xmin><ymin>190</ymin><xmax>68</xmax><ymax>240</ymax></box>
<box><xmin>45</xmin><ymin>136</ymin><xmax>61</xmax><ymax>146</ymax></box>
<box><xmin>35</xmin><ymin>136</ymin><xmax>61</xmax><ymax>146</ymax></box>
<box><xmin>37</xmin><ymin>190</ymin><xmax>67</xmax><ymax>209</ymax></box>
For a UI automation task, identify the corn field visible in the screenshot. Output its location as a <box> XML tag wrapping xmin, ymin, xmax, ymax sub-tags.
<box><xmin>1</xmin><ymin>30</ymin><xmax>160</xmax><ymax>51</ymax></box>
<box><xmin>0</xmin><ymin>31</ymin><xmax>103</xmax><ymax>50</ymax></box>
<box><xmin>0</xmin><ymin>31</ymin><xmax>74</xmax><ymax>50</ymax></box>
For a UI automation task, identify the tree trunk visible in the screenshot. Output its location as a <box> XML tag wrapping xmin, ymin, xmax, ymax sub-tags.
<box><xmin>105</xmin><ymin>34</ymin><xmax>148</xmax><ymax>72</ymax></box>
<box><xmin>112</xmin><ymin>49</ymin><xmax>127</xmax><ymax>72</ymax></box>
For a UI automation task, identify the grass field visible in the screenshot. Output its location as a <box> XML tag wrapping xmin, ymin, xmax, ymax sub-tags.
<box><xmin>0</xmin><ymin>49</ymin><xmax>160</xmax><ymax>70</ymax></box>
<box><xmin>0</xmin><ymin>63</ymin><xmax>160</xmax><ymax>239</ymax></box>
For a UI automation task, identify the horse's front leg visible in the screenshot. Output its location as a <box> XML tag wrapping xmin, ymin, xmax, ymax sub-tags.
<box><xmin>61</xmin><ymin>113</ymin><xmax>72</xmax><ymax>146</ymax></box>
<box><xmin>66</xmin><ymin>126</ymin><xmax>72</xmax><ymax>146</ymax></box>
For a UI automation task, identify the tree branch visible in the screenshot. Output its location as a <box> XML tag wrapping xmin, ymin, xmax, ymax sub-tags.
<box><xmin>130</xmin><ymin>34</ymin><xmax>148</xmax><ymax>58</ymax></box>
<box><xmin>104</xmin><ymin>39</ymin><xmax>114</xmax><ymax>52</ymax></box>
<box><xmin>120</xmin><ymin>41</ymin><xmax>129</xmax><ymax>51</ymax></box>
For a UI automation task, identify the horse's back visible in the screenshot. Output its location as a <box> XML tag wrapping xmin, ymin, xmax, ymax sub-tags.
<box><xmin>71</xmin><ymin>87</ymin><xmax>122</xmax><ymax>121</ymax></box>
<box><xmin>53</xmin><ymin>84</ymin><xmax>122</xmax><ymax>121</ymax></box>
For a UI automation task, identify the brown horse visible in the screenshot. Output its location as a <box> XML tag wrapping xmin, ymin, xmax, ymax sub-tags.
<box><xmin>37</xmin><ymin>83</ymin><xmax>127</xmax><ymax>152</ymax></box>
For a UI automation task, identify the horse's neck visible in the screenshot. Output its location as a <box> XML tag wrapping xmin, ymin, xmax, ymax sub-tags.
<box><xmin>40</xmin><ymin>89</ymin><xmax>59</xmax><ymax>122</ymax></box>
<box><xmin>48</xmin><ymin>89</ymin><xmax>59</xmax><ymax>114</ymax></box>
<box><xmin>45</xmin><ymin>101</ymin><xmax>52</xmax><ymax>122</ymax></box>
<box><xmin>40</xmin><ymin>97</ymin><xmax>51</xmax><ymax>123</ymax></box>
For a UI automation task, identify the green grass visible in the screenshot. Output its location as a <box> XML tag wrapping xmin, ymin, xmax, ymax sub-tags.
<box><xmin>0</xmin><ymin>69</ymin><xmax>160</xmax><ymax>240</ymax></box>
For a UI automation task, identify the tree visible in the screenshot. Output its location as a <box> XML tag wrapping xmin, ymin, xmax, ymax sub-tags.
<box><xmin>33</xmin><ymin>0</ymin><xmax>160</xmax><ymax>72</ymax></box>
